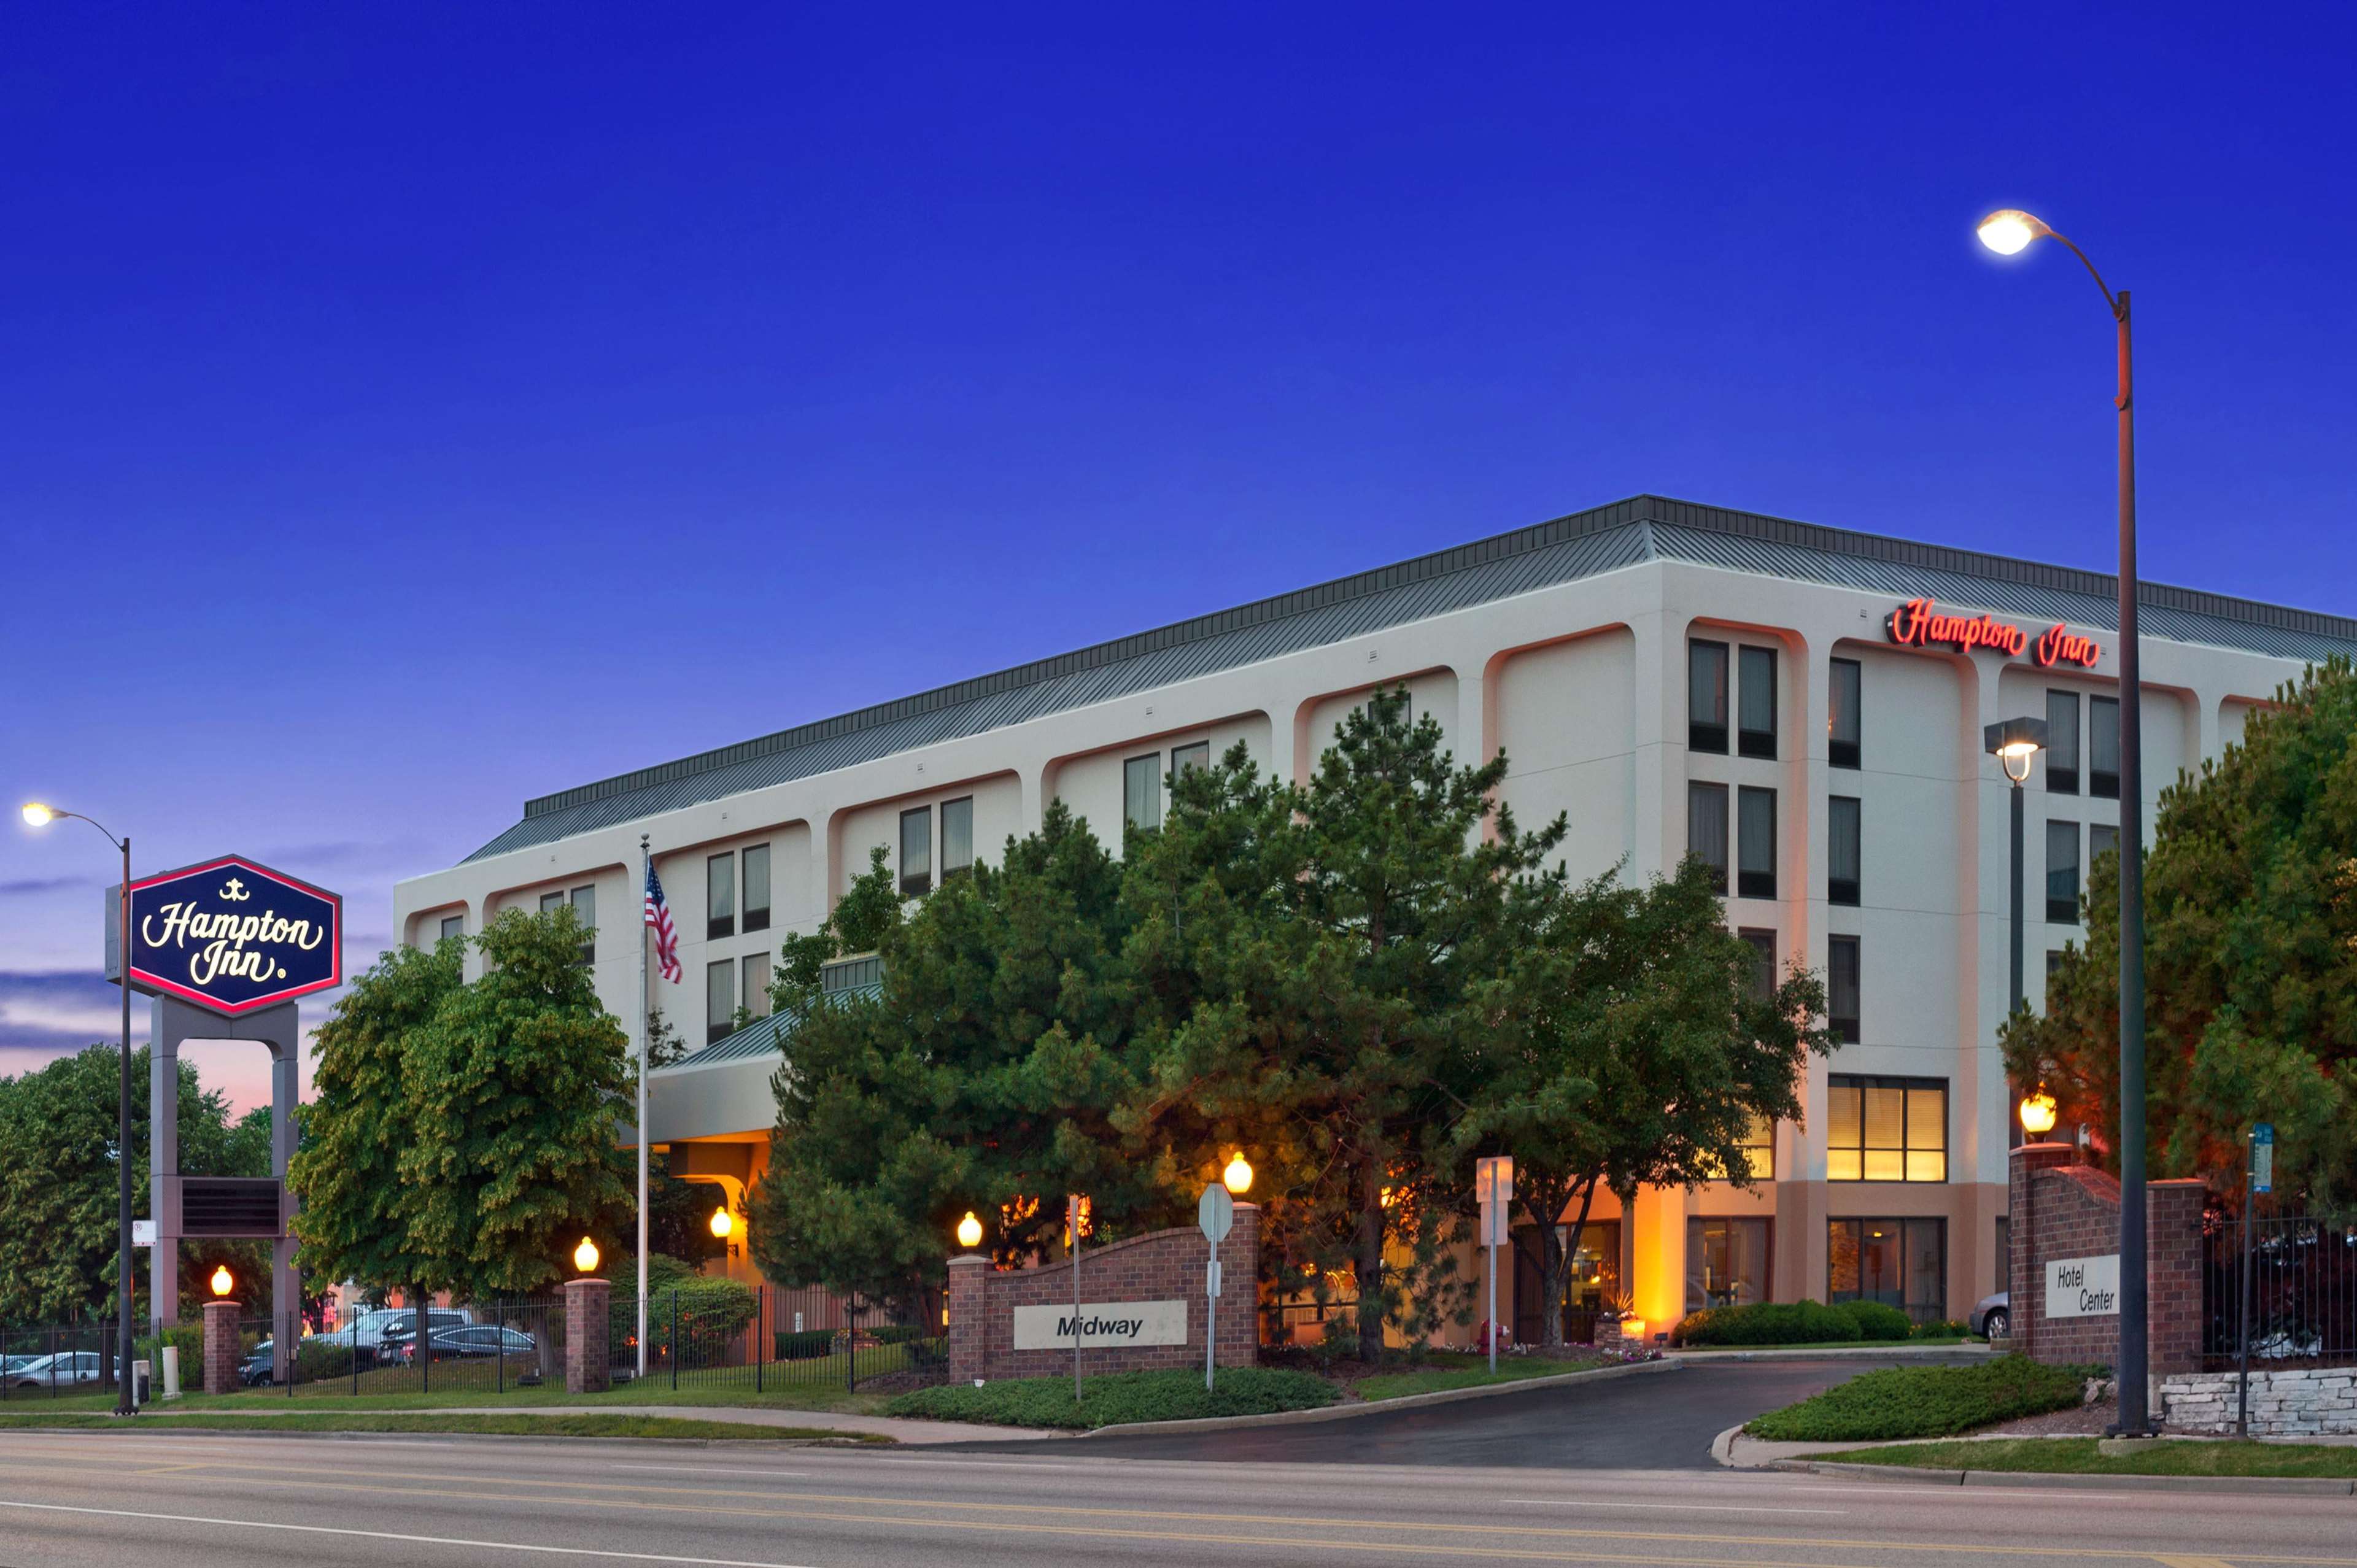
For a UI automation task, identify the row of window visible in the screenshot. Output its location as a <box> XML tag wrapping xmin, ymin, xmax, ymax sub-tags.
<box><xmin>2044</xmin><ymin>819</ymin><xmax>2119</xmax><ymax>924</ymax></box>
<box><xmin>898</xmin><ymin>797</ymin><xmax>975</xmax><ymax>897</ymax></box>
<box><xmin>705</xmin><ymin>844</ymin><xmax>773</xmax><ymax>940</ymax></box>
<box><xmin>1738</xmin><ymin>929</ymin><xmax>1859</xmax><ymax>1042</ymax></box>
<box><xmin>2045</xmin><ymin>689</ymin><xmax>2123</xmax><ymax>798</ymax></box>
<box><xmin>534</xmin><ymin>886</ymin><xmax>597</xmax><ymax>965</ymax></box>
<box><xmin>1687</xmin><ymin>785</ymin><xmax>1861</xmax><ymax>905</ymax></box>
<box><xmin>705</xmin><ymin>951</ymin><xmax>774</xmax><ymax>1044</ymax></box>
<box><xmin>1681</xmin><ymin>1216</ymin><xmax>1948</xmax><ymax>1321</ymax></box>
<box><xmin>1124</xmin><ymin>741</ymin><xmax>1210</xmax><ymax>832</ymax></box>
<box><xmin>1689</xmin><ymin>643</ymin><xmax>1867</xmax><ymax>768</ymax></box>
<box><xmin>1692</xmin><ymin>1075</ymin><xmax>1950</xmax><ymax>1186</ymax></box>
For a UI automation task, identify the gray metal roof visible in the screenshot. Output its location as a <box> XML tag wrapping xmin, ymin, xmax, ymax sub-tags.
<box><xmin>658</xmin><ymin>976</ymin><xmax>881</xmax><ymax>1068</ymax></box>
<box><xmin>466</xmin><ymin>495</ymin><xmax>2357</xmax><ymax>862</ymax></box>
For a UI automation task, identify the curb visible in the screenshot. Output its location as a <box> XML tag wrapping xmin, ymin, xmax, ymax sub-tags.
<box><xmin>1770</xmin><ymin>1458</ymin><xmax>2357</xmax><ymax>1496</ymax></box>
<box><xmin>1674</xmin><ymin>1343</ymin><xmax>1995</xmax><ymax>1362</ymax></box>
<box><xmin>0</xmin><ymin>1424</ymin><xmax>887</xmax><ymax>1448</ymax></box>
<box><xmin>1077</xmin><ymin>1358</ymin><xmax>1680</xmax><ymax>1440</ymax></box>
<box><xmin>1711</xmin><ymin>1423</ymin><xmax>1744</xmax><ymax>1467</ymax></box>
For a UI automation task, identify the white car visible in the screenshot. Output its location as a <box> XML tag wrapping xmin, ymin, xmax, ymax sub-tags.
<box><xmin>7</xmin><ymin>1351</ymin><xmax>104</xmax><ymax>1388</ymax></box>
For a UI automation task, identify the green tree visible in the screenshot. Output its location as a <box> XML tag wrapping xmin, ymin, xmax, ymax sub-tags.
<box><xmin>1450</xmin><ymin>860</ymin><xmax>1833</xmax><ymax>1348</ymax></box>
<box><xmin>1127</xmin><ymin>689</ymin><xmax>1565</xmax><ymax>1361</ymax></box>
<box><xmin>2005</xmin><ymin>658</ymin><xmax>2357</xmax><ymax>1209</ymax></box>
<box><xmin>749</xmin><ymin>804</ymin><xmax>1157</xmax><ymax>1311</ymax></box>
<box><xmin>287</xmin><ymin>938</ymin><xmax>463</xmax><ymax>1293</ymax></box>
<box><xmin>404</xmin><ymin>905</ymin><xmax>634</xmax><ymax>1298</ymax></box>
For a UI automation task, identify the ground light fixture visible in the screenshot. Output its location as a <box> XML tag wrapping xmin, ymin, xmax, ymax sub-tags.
<box><xmin>209</xmin><ymin>1265</ymin><xmax>234</xmax><ymax>1298</ymax></box>
<box><xmin>1222</xmin><ymin>1152</ymin><xmax>1253</xmax><ymax>1196</ymax></box>
<box><xmin>22</xmin><ymin>800</ymin><xmax>137</xmax><ymax>1419</ymax></box>
<box><xmin>573</xmin><ymin>1235</ymin><xmax>600</xmax><ymax>1274</ymax></box>
<box><xmin>955</xmin><ymin>1211</ymin><xmax>983</xmax><ymax>1250</ymax></box>
<box><xmin>2020</xmin><ymin>1087</ymin><xmax>2060</xmax><ymax>1138</ymax></box>
<box><xmin>1976</xmin><ymin>203</ymin><xmax>2151</xmax><ymax>1434</ymax></box>
<box><xmin>708</xmin><ymin>1205</ymin><xmax>733</xmax><ymax>1240</ymax></box>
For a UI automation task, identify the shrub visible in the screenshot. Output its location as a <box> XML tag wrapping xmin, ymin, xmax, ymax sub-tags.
<box><xmin>1913</xmin><ymin>1318</ymin><xmax>1970</xmax><ymax>1340</ymax></box>
<box><xmin>1670</xmin><ymin>1300</ymin><xmax>1862</xmax><ymax>1346</ymax></box>
<box><xmin>1830</xmin><ymin>1300</ymin><xmax>1915</xmax><ymax>1342</ymax></box>
<box><xmin>884</xmin><ymin>1367</ymin><xmax>1336</xmax><ymax>1430</ymax></box>
<box><xmin>775</xmin><ymin>1329</ymin><xmax>834</xmax><ymax>1361</ymax></box>
<box><xmin>614</xmin><ymin>1278</ymin><xmax>759</xmax><ymax>1367</ymax></box>
<box><xmin>1744</xmin><ymin>1354</ymin><xmax>2100</xmax><ymax>1442</ymax></box>
<box><xmin>295</xmin><ymin>1338</ymin><xmax>362</xmax><ymax>1380</ymax></box>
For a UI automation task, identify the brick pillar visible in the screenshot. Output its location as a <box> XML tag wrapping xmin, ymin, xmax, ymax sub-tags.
<box><xmin>564</xmin><ymin>1278</ymin><xmax>611</xmax><ymax>1394</ymax></box>
<box><xmin>947</xmin><ymin>1253</ymin><xmax>988</xmax><ymax>1383</ymax></box>
<box><xmin>201</xmin><ymin>1299</ymin><xmax>242</xmax><ymax>1395</ymax></box>
<box><xmin>2148</xmin><ymin>1180</ymin><xmax>2207</xmax><ymax>1375</ymax></box>
<box><xmin>1217</xmin><ymin>1203</ymin><xmax>1261</xmax><ymax>1369</ymax></box>
<box><xmin>2008</xmin><ymin>1141</ymin><xmax>2075</xmax><ymax>1361</ymax></box>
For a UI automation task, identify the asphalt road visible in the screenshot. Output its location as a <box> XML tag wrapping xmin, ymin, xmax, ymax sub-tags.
<box><xmin>1</xmin><ymin>1426</ymin><xmax>2351</xmax><ymax>1567</ymax></box>
<box><xmin>995</xmin><ymin>1354</ymin><xmax>1974</xmax><ymax>1469</ymax></box>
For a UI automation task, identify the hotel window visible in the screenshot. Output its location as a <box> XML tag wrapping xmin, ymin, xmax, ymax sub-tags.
<box><xmin>1687</xmin><ymin>1216</ymin><xmax>1771</xmax><ymax>1312</ymax></box>
<box><xmin>940</xmin><ymin>796</ymin><xmax>975</xmax><ymax>880</ymax></box>
<box><xmin>1171</xmin><ymin>740</ymin><xmax>1210</xmax><ymax>777</ymax></box>
<box><xmin>705</xmin><ymin>959</ymin><xmax>735</xmax><ymax>1045</ymax></box>
<box><xmin>2090</xmin><ymin>695</ymin><xmax>2121</xmax><ymax>800</ymax></box>
<box><xmin>570</xmin><ymin>885</ymin><xmax>596</xmax><ymax>965</ymax></box>
<box><xmin>1828</xmin><ymin>795</ymin><xmax>1861</xmax><ymax>906</ymax></box>
<box><xmin>742</xmin><ymin>951</ymin><xmax>772</xmax><ymax>1020</ymax></box>
<box><xmin>1827</xmin><ymin>934</ymin><xmax>1860</xmax><ymax>1043</ymax></box>
<box><xmin>2046</xmin><ymin>690</ymin><xmax>2081</xmax><ymax>794</ymax></box>
<box><xmin>539</xmin><ymin>891</ymin><xmax>565</xmax><ymax>914</ymax></box>
<box><xmin>2089</xmin><ymin>822</ymin><xmax>2118</xmax><ymax>866</ymax></box>
<box><xmin>1731</xmin><ymin>1112</ymin><xmax>1774</xmax><ymax>1180</ymax></box>
<box><xmin>899</xmin><ymin>807</ymin><xmax>932</xmax><ymax>897</ymax></box>
<box><xmin>1738</xmin><ymin>646</ymin><xmax>1778</xmax><ymax>759</ymax></box>
<box><xmin>1738</xmin><ymin>929</ymin><xmax>1776</xmax><ymax>1001</ymax></box>
<box><xmin>742</xmin><ymin>844</ymin><xmax>770</xmax><ymax>935</ymax></box>
<box><xmin>1829</xmin><ymin>1216</ymin><xmax>1947</xmax><ymax>1324</ymax></box>
<box><xmin>1688</xmin><ymin>782</ymin><xmax>1729</xmax><ymax>894</ymax></box>
<box><xmin>439</xmin><ymin>914</ymin><xmax>463</xmax><ymax>942</ymax></box>
<box><xmin>1736</xmin><ymin>787</ymin><xmax>1776</xmax><ymax>899</ymax></box>
<box><xmin>1827</xmin><ymin>1074</ymin><xmax>1947</xmax><ymax>1182</ymax></box>
<box><xmin>2046</xmin><ymin>820</ymin><xmax>2080</xmax><ymax>924</ymax></box>
<box><xmin>707</xmin><ymin>853</ymin><xmax>735</xmax><ymax>940</ymax></box>
<box><xmin>1828</xmin><ymin>658</ymin><xmax>1862</xmax><ymax>770</ymax></box>
<box><xmin>1689</xmin><ymin>639</ymin><xmax>1730</xmax><ymax>754</ymax></box>
<box><xmin>1124</xmin><ymin>752</ymin><xmax>1163</xmax><ymax>832</ymax></box>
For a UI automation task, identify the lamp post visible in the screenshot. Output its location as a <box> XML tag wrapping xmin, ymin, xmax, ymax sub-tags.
<box><xmin>21</xmin><ymin>803</ymin><xmax>136</xmax><ymax>1419</ymax></box>
<box><xmin>1984</xmin><ymin>717</ymin><xmax>2049</xmax><ymax>1021</ymax></box>
<box><xmin>1978</xmin><ymin>207</ymin><xmax>2151</xmax><ymax>1434</ymax></box>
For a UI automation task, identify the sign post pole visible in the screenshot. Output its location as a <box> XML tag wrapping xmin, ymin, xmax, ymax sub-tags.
<box><xmin>1475</xmin><ymin>1157</ymin><xmax>1512</xmax><ymax>1375</ymax></box>
<box><xmin>1069</xmin><ymin>1194</ymin><xmax>1083</xmax><ymax>1404</ymax></box>
<box><xmin>2240</xmin><ymin>1122</ymin><xmax>2272</xmax><ymax>1437</ymax></box>
<box><xmin>1198</xmin><ymin>1185</ymin><xmax>1234</xmax><ymax>1393</ymax></box>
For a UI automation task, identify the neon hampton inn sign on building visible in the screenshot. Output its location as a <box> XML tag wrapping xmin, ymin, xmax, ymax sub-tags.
<box><xmin>1885</xmin><ymin>598</ymin><xmax>2102</xmax><ymax>669</ymax></box>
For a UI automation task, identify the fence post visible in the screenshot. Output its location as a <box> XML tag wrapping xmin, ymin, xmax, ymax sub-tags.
<box><xmin>755</xmin><ymin>1287</ymin><xmax>764</xmax><ymax>1396</ymax></box>
<box><xmin>497</xmin><ymin>1298</ymin><xmax>505</xmax><ymax>1397</ymax></box>
<box><xmin>2237</xmin><ymin>1178</ymin><xmax>2254</xmax><ymax>1437</ymax></box>
<box><xmin>670</xmin><ymin>1291</ymin><xmax>679</xmax><ymax>1393</ymax></box>
<box><xmin>352</xmin><ymin>1312</ymin><xmax>360</xmax><ymax>1396</ymax></box>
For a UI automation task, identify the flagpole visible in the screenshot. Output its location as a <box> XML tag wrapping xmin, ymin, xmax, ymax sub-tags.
<box><xmin>637</xmin><ymin>832</ymin><xmax>651</xmax><ymax>1381</ymax></box>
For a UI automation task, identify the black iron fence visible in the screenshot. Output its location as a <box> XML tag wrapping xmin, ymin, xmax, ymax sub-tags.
<box><xmin>2202</xmin><ymin>1210</ymin><xmax>2357</xmax><ymax>1372</ymax></box>
<box><xmin>0</xmin><ymin>1321</ymin><xmax>117</xmax><ymax>1400</ymax></box>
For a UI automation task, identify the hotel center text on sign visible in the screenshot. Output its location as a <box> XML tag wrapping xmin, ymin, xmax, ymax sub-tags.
<box><xmin>2045</xmin><ymin>1254</ymin><xmax>2121</xmax><ymax>1318</ymax></box>
<box><xmin>1012</xmin><ymin>1300</ymin><xmax>1188</xmax><ymax>1350</ymax></box>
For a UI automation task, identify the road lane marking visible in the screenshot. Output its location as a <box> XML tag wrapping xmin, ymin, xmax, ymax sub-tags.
<box><xmin>0</xmin><ymin>1499</ymin><xmax>821</xmax><ymax>1567</ymax></box>
<box><xmin>5</xmin><ymin>1458</ymin><xmax>2351</xmax><ymax>1566</ymax></box>
<box><xmin>2156</xmin><ymin>1561</ymin><xmax>2237</xmax><ymax>1568</ymax></box>
<box><xmin>1506</xmin><ymin>1500</ymin><xmax>1849</xmax><ymax>1516</ymax></box>
<box><xmin>611</xmin><ymin>1465</ymin><xmax>808</xmax><ymax>1477</ymax></box>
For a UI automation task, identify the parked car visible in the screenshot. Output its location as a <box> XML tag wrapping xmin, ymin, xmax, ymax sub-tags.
<box><xmin>391</xmin><ymin>1325</ymin><xmax>538</xmax><ymax>1365</ymax></box>
<box><xmin>1969</xmin><ymin>1291</ymin><xmax>2009</xmax><ymax>1340</ymax></box>
<box><xmin>239</xmin><ymin>1341</ymin><xmax>279</xmax><ymax>1386</ymax></box>
<box><xmin>375</xmin><ymin>1310</ymin><xmax>484</xmax><ymax>1365</ymax></box>
<box><xmin>315</xmin><ymin>1307</ymin><xmax>468</xmax><ymax>1365</ymax></box>
<box><xmin>7</xmin><ymin>1351</ymin><xmax>104</xmax><ymax>1389</ymax></box>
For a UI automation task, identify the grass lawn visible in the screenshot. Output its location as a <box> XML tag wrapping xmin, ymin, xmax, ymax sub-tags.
<box><xmin>1355</xmin><ymin>1351</ymin><xmax>1604</xmax><ymax>1402</ymax></box>
<box><xmin>1824</xmin><ymin>1437</ymin><xmax>2357</xmax><ymax>1478</ymax></box>
<box><xmin>0</xmin><ymin>1411</ymin><xmax>886</xmax><ymax>1441</ymax></box>
<box><xmin>886</xmin><ymin>1367</ymin><xmax>1335</xmax><ymax>1430</ymax></box>
<box><xmin>1745</xmin><ymin>1355</ymin><xmax>2096</xmax><ymax>1442</ymax></box>
<box><xmin>4</xmin><ymin>1368</ymin><xmax>903</xmax><ymax>1418</ymax></box>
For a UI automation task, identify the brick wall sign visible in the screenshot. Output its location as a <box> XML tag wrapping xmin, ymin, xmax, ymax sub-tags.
<box><xmin>2045</xmin><ymin>1254</ymin><xmax>2121</xmax><ymax>1318</ymax></box>
<box><xmin>1012</xmin><ymin>1300</ymin><xmax>1188</xmax><ymax>1350</ymax></box>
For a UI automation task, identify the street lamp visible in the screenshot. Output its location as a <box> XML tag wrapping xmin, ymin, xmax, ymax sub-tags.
<box><xmin>1977</xmin><ymin>207</ymin><xmax>2152</xmax><ymax>1435</ymax></box>
<box><xmin>2019</xmin><ymin>1087</ymin><xmax>2059</xmax><ymax>1138</ymax></box>
<box><xmin>954</xmin><ymin>1211</ymin><xmax>983</xmax><ymax>1251</ymax></box>
<box><xmin>1984</xmin><ymin>716</ymin><xmax>2049</xmax><ymax>1022</ymax></box>
<box><xmin>21</xmin><ymin>801</ymin><xmax>136</xmax><ymax>1419</ymax></box>
<box><xmin>1222</xmin><ymin>1153</ymin><xmax>1254</xmax><ymax>1196</ymax></box>
<box><xmin>209</xmin><ymin>1265</ymin><xmax>235</xmax><ymax>1299</ymax></box>
<box><xmin>573</xmin><ymin>1235</ymin><xmax>601</xmax><ymax>1274</ymax></box>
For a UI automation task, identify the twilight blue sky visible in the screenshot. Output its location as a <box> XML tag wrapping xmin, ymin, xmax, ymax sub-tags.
<box><xmin>4</xmin><ymin>2</ymin><xmax>2353</xmax><ymax>1108</ymax></box>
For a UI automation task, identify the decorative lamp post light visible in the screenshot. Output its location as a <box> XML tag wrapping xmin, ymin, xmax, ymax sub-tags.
<box><xmin>573</xmin><ymin>1235</ymin><xmax>601</xmax><ymax>1275</ymax></box>
<box><xmin>2019</xmin><ymin>1087</ymin><xmax>2060</xmax><ymax>1139</ymax></box>
<box><xmin>21</xmin><ymin>801</ymin><xmax>136</xmax><ymax>1419</ymax></box>
<box><xmin>1977</xmin><ymin>206</ymin><xmax>2152</xmax><ymax>1435</ymax></box>
<box><xmin>1222</xmin><ymin>1153</ymin><xmax>1253</xmax><ymax>1197</ymax></box>
<box><xmin>209</xmin><ymin>1265</ymin><xmax>234</xmax><ymax>1299</ymax></box>
<box><xmin>708</xmin><ymin>1206</ymin><xmax>733</xmax><ymax>1240</ymax></box>
<box><xmin>955</xmin><ymin>1211</ymin><xmax>983</xmax><ymax>1251</ymax></box>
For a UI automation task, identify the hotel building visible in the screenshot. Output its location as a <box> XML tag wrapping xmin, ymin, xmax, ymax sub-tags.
<box><xmin>391</xmin><ymin>495</ymin><xmax>2356</xmax><ymax>1335</ymax></box>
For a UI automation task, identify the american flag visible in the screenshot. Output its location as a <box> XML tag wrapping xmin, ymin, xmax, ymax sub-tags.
<box><xmin>643</xmin><ymin>863</ymin><xmax>681</xmax><ymax>983</ymax></box>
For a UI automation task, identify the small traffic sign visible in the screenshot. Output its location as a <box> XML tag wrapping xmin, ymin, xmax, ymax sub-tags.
<box><xmin>1198</xmin><ymin>1183</ymin><xmax>1234</xmax><ymax>1243</ymax></box>
<box><xmin>2251</xmin><ymin>1123</ymin><xmax>2275</xmax><ymax>1195</ymax></box>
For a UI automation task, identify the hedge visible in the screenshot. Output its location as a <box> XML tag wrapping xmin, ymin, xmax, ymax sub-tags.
<box><xmin>1744</xmin><ymin>1354</ymin><xmax>2100</xmax><ymax>1442</ymax></box>
<box><xmin>1830</xmin><ymin>1300</ymin><xmax>1915</xmax><ymax>1341</ymax></box>
<box><xmin>1670</xmin><ymin>1300</ymin><xmax>1862</xmax><ymax>1346</ymax></box>
<box><xmin>884</xmin><ymin>1367</ymin><xmax>1336</xmax><ymax>1430</ymax></box>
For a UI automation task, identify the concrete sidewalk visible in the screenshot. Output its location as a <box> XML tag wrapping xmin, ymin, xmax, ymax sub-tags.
<box><xmin>136</xmin><ymin>1402</ymin><xmax>1050</xmax><ymax>1445</ymax></box>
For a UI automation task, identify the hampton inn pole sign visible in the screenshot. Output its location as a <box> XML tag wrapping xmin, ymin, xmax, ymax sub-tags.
<box><xmin>1886</xmin><ymin>599</ymin><xmax>2102</xmax><ymax>670</ymax></box>
<box><xmin>118</xmin><ymin>855</ymin><xmax>343</xmax><ymax>1016</ymax></box>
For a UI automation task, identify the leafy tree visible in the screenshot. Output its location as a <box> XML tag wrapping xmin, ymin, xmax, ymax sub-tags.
<box><xmin>750</xmin><ymin>805</ymin><xmax>1158</xmax><ymax>1312</ymax></box>
<box><xmin>2005</xmin><ymin>658</ymin><xmax>2357</xmax><ymax>1210</ymax></box>
<box><xmin>404</xmin><ymin>906</ymin><xmax>634</xmax><ymax>1298</ymax></box>
<box><xmin>288</xmin><ymin>938</ymin><xmax>463</xmax><ymax>1294</ymax></box>
<box><xmin>1126</xmin><ymin>689</ymin><xmax>1564</xmax><ymax>1361</ymax></box>
<box><xmin>1449</xmin><ymin>860</ymin><xmax>1833</xmax><ymax>1348</ymax></box>
<box><xmin>644</xmin><ymin>1008</ymin><xmax>690</xmax><ymax>1069</ymax></box>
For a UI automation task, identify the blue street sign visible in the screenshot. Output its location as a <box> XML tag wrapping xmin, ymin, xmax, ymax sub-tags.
<box><xmin>2251</xmin><ymin>1123</ymin><xmax>2274</xmax><ymax>1195</ymax></box>
<box><xmin>122</xmin><ymin>855</ymin><xmax>343</xmax><ymax>1017</ymax></box>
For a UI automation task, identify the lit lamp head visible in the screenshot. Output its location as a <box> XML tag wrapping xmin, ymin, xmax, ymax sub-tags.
<box><xmin>209</xmin><ymin>1265</ymin><xmax>234</xmax><ymax>1299</ymax></box>
<box><xmin>2019</xmin><ymin>1086</ymin><xmax>2059</xmax><ymax>1138</ymax></box>
<box><xmin>1984</xmin><ymin>716</ymin><xmax>2049</xmax><ymax>784</ymax></box>
<box><xmin>708</xmin><ymin>1205</ymin><xmax>733</xmax><ymax>1240</ymax></box>
<box><xmin>954</xmin><ymin>1210</ymin><xmax>983</xmax><ymax>1250</ymax></box>
<box><xmin>573</xmin><ymin>1235</ymin><xmax>600</xmax><ymax>1274</ymax></box>
<box><xmin>1222</xmin><ymin>1151</ymin><xmax>1253</xmax><ymax>1196</ymax></box>
<box><xmin>1976</xmin><ymin>208</ymin><xmax>2052</xmax><ymax>257</ymax></box>
<box><xmin>20</xmin><ymin>802</ymin><xmax>55</xmax><ymax>827</ymax></box>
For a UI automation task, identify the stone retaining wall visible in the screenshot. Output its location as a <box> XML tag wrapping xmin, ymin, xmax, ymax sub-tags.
<box><xmin>2161</xmin><ymin>1367</ymin><xmax>2357</xmax><ymax>1436</ymax></box>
